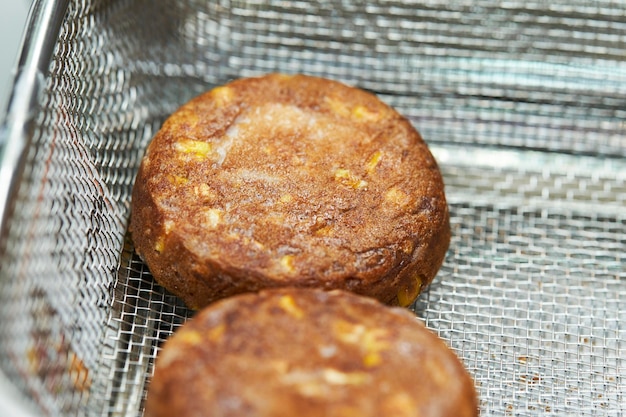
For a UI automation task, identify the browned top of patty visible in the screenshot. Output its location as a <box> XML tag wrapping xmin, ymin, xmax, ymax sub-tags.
<box><xmin>144</xmin><ymin>288</ymin><xmax>478</xmax><ymax>417</ymax></box>
<box><xmin>131</xmin><ymin>74</ymin><xmax>449</xmax><ymax>307</ymax></box>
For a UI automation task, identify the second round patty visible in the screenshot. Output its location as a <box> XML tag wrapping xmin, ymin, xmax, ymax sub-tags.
<box><xmin>131</xmin><ymin>74</ymin><xmax>450</xmax><ymax>309</ymax></box>
<box><xmin>144</xmin><ymin>288</ymin><xmax>478</xmax><ymax>417</ymax></box>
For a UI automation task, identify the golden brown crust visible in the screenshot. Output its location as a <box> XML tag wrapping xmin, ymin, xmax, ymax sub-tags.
<box><xmin>144</xmin><ymin>288</ymin><xmax>478</xmax><ymax>417</ymax></box>
<box><xmin>130</xmin><ymin>73</ymin><xmax>450</xmax><ymax>309</ymax></box>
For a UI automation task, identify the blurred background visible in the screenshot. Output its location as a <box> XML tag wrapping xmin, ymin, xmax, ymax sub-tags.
<box><xmin>0</xmin><ymin>1</ymin><xmax>32</xmax><ymax>112</ymax></box>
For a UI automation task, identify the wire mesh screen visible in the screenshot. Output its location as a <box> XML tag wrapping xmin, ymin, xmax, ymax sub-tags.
<box><xmin>0</xmin><ymin>0</ymin><xmax>624</xmax><ymax>416</ymax></box>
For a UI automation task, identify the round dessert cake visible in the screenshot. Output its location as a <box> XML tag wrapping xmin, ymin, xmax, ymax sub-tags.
<box><xmin>131</xmin><ymin>73</ymin><xmax>450</xmax><ymax>309</ymax></box>
<box><xmin>144</xmin><ymin>288</ymin><xmax>478</xmax><ymax>417</ymax></box>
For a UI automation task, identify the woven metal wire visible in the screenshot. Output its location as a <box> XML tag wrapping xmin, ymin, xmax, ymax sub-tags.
<box><xmin>0</xmin><ymin>0</ymin><xmax>624</xmax><ymax>416</ymax></box>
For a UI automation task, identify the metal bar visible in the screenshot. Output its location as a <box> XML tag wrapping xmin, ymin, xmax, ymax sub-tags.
<box><xmin>0</xmin><ymin>0</ymin><xmax>70</xmax><ymax>249</ymax></box>
<box><xmin>0</xmin><ymin>0</ymin><xmax>70</xmax><ymax>416</ymax></box>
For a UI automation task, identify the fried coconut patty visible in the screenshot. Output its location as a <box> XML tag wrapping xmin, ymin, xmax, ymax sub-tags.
<box><xmin>144</xmin><ymin>288</ymin><xmax>478</xmax><ymax>417</ymax></box>
<box><xmin>131</xmin><ymin>74</ymin><xmax>450</xmax><ymax>309</ymax></box>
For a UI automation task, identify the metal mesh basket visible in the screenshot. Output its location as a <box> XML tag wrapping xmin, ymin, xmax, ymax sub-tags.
<box><xmin>0</xmin><ymin>0</ymin><xmax>624</xmax><ymax>415</ymax></box>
